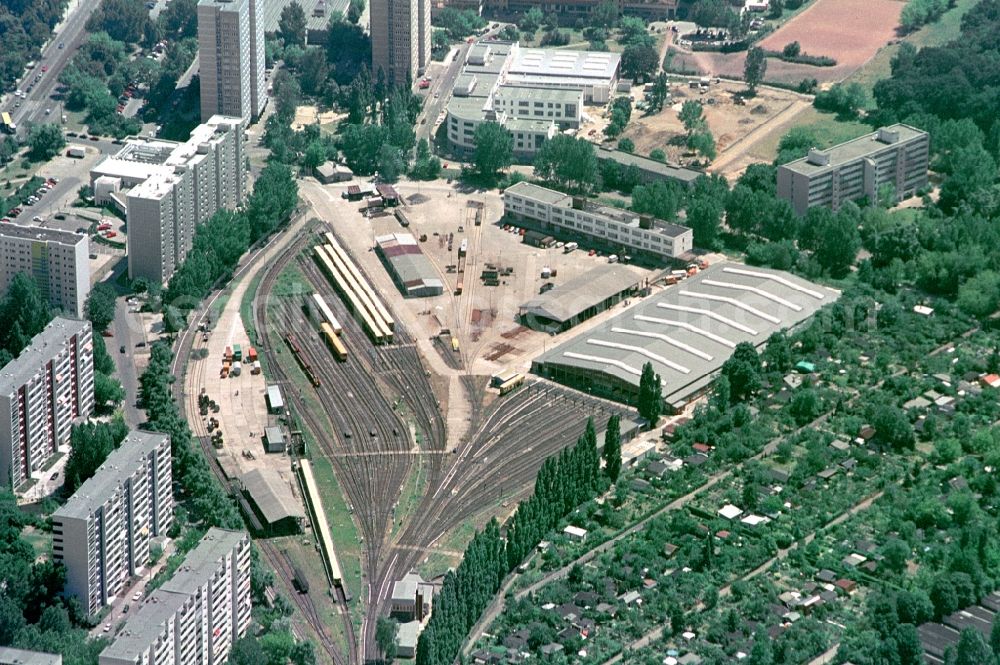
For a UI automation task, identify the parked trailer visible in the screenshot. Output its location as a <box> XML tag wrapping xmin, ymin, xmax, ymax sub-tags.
<box><xmin>311</xmin><ymin>293</ymin><xmax>342</xmax><ymax>334</ymax></box>
<box><xmin>298</xmin><ymin>459</ymin><xmax>344</xmax><ymax>588</ymax></box>
<box><xmin>285</xmin><ymin>333</ymin><xmax>321</xmax><ymax>387</ymax></box>
<box><xmin>291</xmin><ymin>565</ymin><xmax>310</xmax><ymax>593</ymax></box>
<box><xmin>320</xmin><ymin>322</ymin><xmax>347</xmax><ymax>361</ymax></box>
<box><xmin>323</xmin><ymin>232</ymin><xmax>395</xmax><ymax>332</ymax></box>
<box><xmin>313</xmin><ymin>245</ymin><xmax>388</xmax><ymax>344</ymax></box>
<box><xmin>317</xmin><ymin>244</ymin><xmax>392</xmax><ymax>342</ymax></box>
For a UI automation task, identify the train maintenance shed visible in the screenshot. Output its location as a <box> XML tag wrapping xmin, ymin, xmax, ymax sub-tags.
<box><xmin>531</xmin><ymin>264</ymin><xmax>838</xmax><ymax>411</ymax></box>
<box><xmin>519</xmin><ymin>264</ymin><xmax>643</xmax><ymax>333</ymax></box>
<box><xmin>238</xmin><ymin>468</ymin><xmax>305</xmax><ymax>537</ymax></box>
<box><xmin>375</xmin><ymin>233</ymin><xmax>445</xmax><ymax>298</ymax></box>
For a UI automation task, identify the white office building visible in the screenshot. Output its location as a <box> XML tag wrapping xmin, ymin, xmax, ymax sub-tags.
<box><xmin>0</xmin><ymin>317</ymin><xmax>94</xmax><ymax>491</ymax></box>
<box><xmin>89</xmin><ymin>116</ymin><xmax>247</xmax><ymax>285</ymax></box>
<box><xmin>198</xmin><ymin>0</ymin><xmax>267</xmax><ymax>123</ymax></box>
<box><xmin>503</xmin><ymin>182</ymin><xmax>693</xmax><ymax>261</ymax></box>
<box><xmin>53</xmin><ymin>431</ymin><xmax>173</xmax><ymax>617</ymax></box>
<box><xmin>0</xmin><ymin>225</ymin><xmax>90</xmax><ymax>318</ymax></box>
<box><xmin>99</xmin><ymin>529</ymin><xmax>252</xmax><ymax>665</ymax></box>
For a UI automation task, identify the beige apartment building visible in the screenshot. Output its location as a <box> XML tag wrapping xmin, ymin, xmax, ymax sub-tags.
<box><xmin>53</xmin><ymin>431</ymin><xmax>173</xmax><ymax>617</ymax></box>
<box><xmin>99</xmin><ymin>529</ymin><xmax>252</xmax><ymax>665</ymax></box>
<box><xmin>89</xmin><ymin>116</ymin><xmax>246</xmax><ymax>285</ymax></box>
<box><xmin>0</xmin><ymin>317</ymin><xmax>94</xmax><ymax>491</ymax></box>
<box><xmin>198</xmin><ymin>0</ymin><xmax>267</xmax><ymax>123</ymax></box>
<box><xmin>371</xmin><ymin>0</ymin><xmax>431</xmax><ymax>86</ymax></box>
<box><xmin>777</xmin><ymin>124</ymin><xmax>930</xmax><ymax>216</ymax></box>
<box><xmin>0</xmin><ymin>225</ymin><xmax>90</xmax><ymax>317</ymax></box>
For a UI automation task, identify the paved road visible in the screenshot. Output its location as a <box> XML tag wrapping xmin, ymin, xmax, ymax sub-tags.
<box><xmin>111</xmin><ymin>298</ymin><xmax>150</xmax><ymax>427</ymax></box>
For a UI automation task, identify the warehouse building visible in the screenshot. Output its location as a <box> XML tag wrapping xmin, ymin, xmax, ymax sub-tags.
<box><xmin>597</xmin><ymin>147</ymin><xmax>702</xmax><ymax>189</ymax></box>
<box><xmin>503</xmin><ymin>182</ymin><xmax>693</xmax><ymax>262</ymax></box>
<box><xmin>777</xmin><ymin>124</ymin><xmax>930</xmax><ymax>216</ymax></box>
<box><xmin>0</xmin><ymin>318</ymin><xmax>94</xmax><ymax>491</ymax></box>
<box><xmin>99</xmin><ymin>529</ymin><xmax>252</xmax><ymax>665</ymax></box>
<box><xmin>53</xmin><ymin>431</ymin><xmax>173</xmax><ymax>616</ymax></box>
<box><xmin>519</xmin><ymin>265</ymin><xmax>642</xmax><ymax>332</ymax></box>
<box><xmin>0</xmin><ymin>225</ymin><xmax>90</xmax><ymax>318</ymax></box>
<box><xmin>532</xmin><ymin>264</ymin><xmax>837</xmax><ymax>411</ymax></box>
<box><xmin>375</xmin><ymin>233</ymin><xmax>444</xmax><ymax>297</ymax></box>
<box><xmin>238</xmin><ymin>468</ymin><xmax>304</xmax><ymax>536</ymax></box>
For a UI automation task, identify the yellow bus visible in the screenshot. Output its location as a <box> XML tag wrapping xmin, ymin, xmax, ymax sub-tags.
<box><xmin>1</xmin><ymin>112</ymin><xmax>16</xmax><ymax>134</ymax></box>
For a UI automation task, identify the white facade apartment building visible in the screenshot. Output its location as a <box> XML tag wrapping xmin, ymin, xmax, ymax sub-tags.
<box><xmin>198</xmin><ymin>0</ymin><xmax>267</xmax><ymax>123</ymax></box>
<box><xmin>0</xmin><ymin>225</ymin><xmax>90</xmax><ymax>318</ymax></box>
<box><xmin>503</xmin><ymin>182</ymin><xmax>693</xmax><ymax>261</ymax></box>
<box><xmin>99</xmin><ymin>529</ymin><xmax>252</xmax><ymax>665</ymax></box>
<box><xmin>52</xmin><ymin>431</ymin><xmax>173</xmax><ymax>617</ymax></box>
<box><xmin>0</xmin><ymin>317</ymin><xmax>94</xmax><ymax>491</ymax></box>
<box><xmin>371</xmin><ymin>0</ymin><xmax>430</xmax><ymax>86</ymax></box>
<box><xmin>89</xmin><ymin>116</ymin><xmax>246</xmax><ymax>285</ymax></box>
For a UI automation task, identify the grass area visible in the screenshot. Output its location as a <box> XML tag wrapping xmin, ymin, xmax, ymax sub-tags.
<box><xmin>21</xmin><ymin>526</ymin><xmax>51</xmax><ymax>560</ymax></box>
<box><xmin>751</xmin><ymin>106</ymin><xmax>871</xmax><ymax>163</ymax></box>
<box><xmin>846</xmin><ymin>0</ymin><xmax>978</xmax><ymax>100</ymax></box>
<box><xmin>273</xmin><ymin>263</ymin><xmax>309</xmax><ymax>298</ymax></box>
<box><xmin>391</xmin><ymin>455</ymin><xmax>428</xmax><ymax>541</ymax></box>
<box><xmin>239</xmin><ymin>270</ymin><xmax>265</xmax><ymax>353</ymax></box>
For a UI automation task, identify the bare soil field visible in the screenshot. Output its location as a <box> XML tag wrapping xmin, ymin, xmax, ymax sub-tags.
<box><xmin>618</xmin><ymin>80</ymin><xmax>807</xmax><ymax>166</ymax></box>
<box><xmin>675</xmin><ymin>0</ymin><xmax>904</xmax><ymax>85</ymax></box>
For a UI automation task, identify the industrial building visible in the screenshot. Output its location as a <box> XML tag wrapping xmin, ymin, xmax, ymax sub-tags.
<box><xmin>597</xmin><ymin>147</ymin><xmax>702</xmax><ymax>189</ymax></box>
<box><xmin>99</xmin><ymin>529</ymin><xmax>252</xmax><ymax>665</ymax></box>
<box><xmin>90</xmin><ymin>116</ymin><xmax>247</xmax><ymax>284</ymax></box>
<box><xmin>0</xmin><ymin>648</ymin><xmax>61</xmax><ymax>665</ymax></box>
<box><xmin>777</xmin><ymin>124</ymin><xmax>930</xmax><ymax>216</ymax></box>
<box><xmin>446</xmin><ymin>42</ymin><xmax>621</xmax><ymax>159</ymax></box>
<box><xmin>503</xmin><ymin>182</ymin><xmax>693</xmax><ymax>262</ymax></box>
<box><xmin>197</xmin><ymin>0</ymin><xmax>267</xmax><ymax>123</ymax></box>
<box><xmin>390</xmin><ymin>572</ymin><xmax>434</xmax><ymax>621</ymax></box>
<box><xmin>371</xmin><ymin>0</ymin><xmax>430</xmax><ymax>86</ymax></box>
<box><xmin>375</xmin><ymin>233</ymin><xmax>445</xmax><ymax>297</ymax></box>
<box><xmin>237</xmin><ymin>468</ymin><xmax>304</xmax><ymax>536</ymax></box>
<box><xmin>532</xmin><ymin>264</ymin><xmax>838</xmax><ymax>411</ymax></box>
<box><xmin>0</xmin><ymin>225</ymin><xmax>90</xmax><ymax>318</ymax></box>
<box><xmin>0</xmin><ymin>318</ymin><xmax>94</xmax><ymax>491</ymax></box>
<box><xmin>53</xmin><ymin>431</ymin><xmax>173</xmax><ymax>616</ymax></box>
<box><xmin>519</xmin><ymin>265</ymin><xmax>642</xmax><ymax>332</ymax></box>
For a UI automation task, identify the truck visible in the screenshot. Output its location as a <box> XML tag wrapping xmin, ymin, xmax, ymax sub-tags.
<box><xmin>563</xmin><ymin>242</ymin><xmax>578</xmax><ymax>253</ymax></box>
<box><xmin>2</xmin><ymin>112</ymin><xmax>17</xmax><ymax>134</ymax></box>
<box><xmin>66</xmin><ymin>146</ymin><xmax>85</xmax><ymax>158</ymax></box>
<box><xmin>233</xmin><ymin>344</ymin><xmax>242</xmax><ymax>361</ymax></box>
<box><xmin>232</xmin><ymin>361</ymin><xmax>242</xmax><ymax>377</ymax></box>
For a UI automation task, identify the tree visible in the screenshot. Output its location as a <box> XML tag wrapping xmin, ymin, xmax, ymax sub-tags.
<box><xmin>590</xmin><ymin>0</ymin><xmax>619</xmax><ymax>29</ymax></box>
<box><xmin>775</xmin><ymin>126</ymin><xmax>817</xmax><ymax>165</ymax></box>
<box><xmin>27</xmin><ymin>124</ymin><xmax>66</xmax><ymax>162</ymax></box>
<box><xmin>603</xmin><ymin>414</ymin><xmax>621</xmax><ymax>482</ymax></box>
<box><xmin>649</xmin><ymin>148</ymin><xmax>666</xmax><ymax>162</ymax></box>
<box><xmin>868</xmin><ymin>404</ymin><xmax>915</xmax><ymax>451</ymax></box>
<box><xmin>782</xmin><ymin>41</ymin><xmax>801</xmax><ymax>58</ymax></box>
<box><xmin>685</xmin><ymin>196</ymin><xmax>722</xmax><ymax>248</ymax></box>
<box><xmin>814</xmin><ymin>82</ymin><xmax>868</xmax><ymax>119</ymax></box>
<box><xmin>273</xmin><ymin>70</ymin><xmax>302</xmax><ymax>120</ymax></box>
<box><xmin>85</xmin><ymin>282</ymin><xmax>117</xmax><ymax>333</ymax></box>
<box><xmin>621</xmin><ymin>44</ymin><xmax>659</xmax><ymax>80</ymax></box>
<box><xmin>687</xmin><ymin>130</ymin><xmax>717</xmax><ymax>161</ymax></box>
<box><xmin>648</xmin><ymin>72</ymin><xmax>669</xmax><ymax>112</ymax></box>
<box><xmin>761</xmin><ymin>331</ymin><xmax>792</xmax><ymax>373</ymax></box>
<box><xmin>520</xmin><ymin>7</ymin><xmax>544</xmax><ymax>33</ymax></box>
<box><xmin>377</xmin><ymin>144</ymin><xmax>405</xmax><ymax>183</ymax></box>
<box><xmin>632</xmin><ymin>180</ymin><xmax>682</xmax><ymax>221</ymax></box>
<box><xmin>279</xmin><ymin>1</ymin><xmax>308</xmax><ymax>46</ymax></box>
<box><xmin>532</xmin><ymin>134</ymin><xmax>599</xmax><ymax>192</ymax></box>
<box><xmin>410</xmin><ymin>139</ymin><xmax>441</xmax><ymax>180</ymax></box>
<box><xmin>952</xmin><ymin>628</ymin><xmax>995</xmax><ymax>665</ymax></box>
<box><xmin>618</xmin><ymin>138</ymin><xmax>635</xmax><ymax>153</ymax></box>
<box><xmin>743</xmin><ymin>47</ymin><xmax>767</xmax><ymax>93</ymax></box>
<box><xmin>472</xmin><ymin>122</ymin><xmax>513</xmax><ymax>179</ymax></box>
<box><xmin>86</xmin><ymin>0</ymin><xmax>154</xmax><ymax>44</ymax></box>
<box><xmin>721</xmin><ymin>342</ymin><xmax>761</xmax><ymax>403</ymax></box>
<box><xmin>637</xmin><ymin>361</ymin><xmax>662</xmax><ymax>425</ymax></box>
<box><xmin>376</xmin><ymin>617</ymin><xmax>398</xmax><ymax>662</ymax></box>
<box><xmin>347</xmin><ymin>0</ymin><xmax>365</xmax><ymax>23</ymax></box>
<box><xmin>812</xmin><ymin>209</ymin><xmax>860</xmax><ymax>277</ymax></box>
<box><xmin>679</xmin><ymin>100</ymin><xmax>705</xmax><ymax>136</ymax></box>
<box><xmin>749</xmin><ymin>633</ymin><xmax>773</xmax><ymax>665</ymax></box>
<box><xmin>957</xmin><ymin>271</ymin><xmax>1000</xmax><ymax>318</ymax></box>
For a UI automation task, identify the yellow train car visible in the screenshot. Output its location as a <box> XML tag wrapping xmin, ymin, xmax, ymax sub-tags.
<box><xmin>320</xmin><ymin>322</ymin><xmax>347</xmax><ymax>361</ymax></box>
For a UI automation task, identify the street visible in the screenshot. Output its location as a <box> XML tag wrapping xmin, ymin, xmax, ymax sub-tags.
<box><xmin>111</xmin><ymin>297</ymin><xmax>150</xmax><ymax>428</ymax></box>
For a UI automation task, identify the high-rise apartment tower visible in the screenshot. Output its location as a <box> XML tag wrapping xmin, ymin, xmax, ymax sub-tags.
<box><xmin>198</xmin><ymin>0</ymin><xmax>267</xmax><ymax>123</ymax></box>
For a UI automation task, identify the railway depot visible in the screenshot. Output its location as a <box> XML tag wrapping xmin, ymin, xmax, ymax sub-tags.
<box><xmin>518</xmin><ymin>264</ymin><xmax>645</xmax><ymax>333</ymax></box>
<box><xmin>532</xmin><ymin>264</ymin><xmax>839</xmax><ymax>410</ymax></box>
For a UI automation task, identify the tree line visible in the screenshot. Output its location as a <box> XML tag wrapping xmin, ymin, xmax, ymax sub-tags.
<box><xmin>415</xmin><ymin>418</ymin><xmax>615</xmax><ymax>665</ymax></box>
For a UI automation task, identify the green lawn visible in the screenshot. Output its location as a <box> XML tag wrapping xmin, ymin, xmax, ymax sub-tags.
<box><xmin>751</xmin><ymin>106</ymin><xmax>871</xmax><ymax>164</ymax></box>
<box><xmin>391</xmin><ymin>455</ymin><xmax>428</xmax><ymax>541</ymax></box>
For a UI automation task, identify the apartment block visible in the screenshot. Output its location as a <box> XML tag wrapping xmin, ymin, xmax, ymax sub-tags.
<box><xmin>0</xmin><ymin>225</ymin><xmax>90</xmax><ymax>318</ymax></box>
<box><xmin>99</xmin><ymin>529</ymin><xmax>252</xmax><ymax>665</ymax></box>
<box><xmin>371</xmin><ymin>0</ymin><xmax>430</xmax><ymax>86</ymax></box>
<box><xmin>0</xmin><ymin>648</ymin><xmax>62</xmax><ymax>665</ymax></box>
<box><xmin>198</xmin><ymin>0</ymin><xmax>267</xmax><ymax>123</ymax></box>
<box><xmin>89</xmin><ymin>116</ymin><xmax>246</xmax><ymax>285</ymax></box>
<box><xmin>777</xmin><ymin>124</ymin><xmax>930</xmax><ymax>216</ymax></box>
<box><xmin>503</xmin><ymin>181</ymin><xmax>693</xmax><ymax>261</ymax></box>
<box><xmin>0</xmin><ymin>318</ymin><xmax>94</xmax><ymax>491</ymax></box>
<box><xmin>52</xmin><ymin>431</ymin><xmax>173</xmax><ymax>617</ymax></box>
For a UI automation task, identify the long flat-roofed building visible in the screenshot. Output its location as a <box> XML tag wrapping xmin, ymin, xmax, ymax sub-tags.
<box><xmin>532</xmin><ymin>264</ymin><xmax>839</xmax><ymax>410</ymax></box>
<box><xmin>519</xmin><ymin>265</ymin><xmax>642</xmax><ymax>332</ymax></box>
<box><xmin>777</xmin><ymin>124</ymin><xmax>930</xmax><ymax>216</ymax></box>
<box><xmin>0</xmin><ymin>647</ymin><xmax>62</xmax><ymax>665</ymax></box>
<box><xmin>0</xmin><ymin>225</ymin><xmax>90</xmax><ymax>318</ymax></box>
<box><xmin>446</xmin><ymin>42</ymin><xmax>620</xmax><ymax>159</ymax></box>
<box><xmin>99</xmin><ymin>528</ymin><xmax>252</xmax><ymax>665</ymax></box>
<box><xmin>198</xmin><ymin>0</ymin><xmax>267</xmax><ymax>123</ymax></box>
<box><xmin>0</xmin><ymin>317</ymin><xmax>94</xmax><ymax>491</ymax></box>
<box><xmin>503</xmin><ymin>181</ymin><xmax>692</xmax><ymax>262</ymax></box>
<box><xmin>89</xmin><ymin>116</ymin><xmax>246</xmax><ymax>284</ymax></box>
<box><xmin>597</xmin><ymin>146</ymin><xmax>702</xmax><ymax>189</ymax></box>
<box><xmin>375</xmin><ymin>233</ymin><xmax>444</xmax><ymax>297</ymax></box>
<box><xmin>53</xmin><ymin>431</ymin><xmax>173</xmax><ymax>616</ymax></box>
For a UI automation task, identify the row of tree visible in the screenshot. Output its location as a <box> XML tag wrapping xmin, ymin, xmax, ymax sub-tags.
<box><xmin>416</xmin><ymin>418</ymin><xmax>614</xmax><ymax>665</ymax></box>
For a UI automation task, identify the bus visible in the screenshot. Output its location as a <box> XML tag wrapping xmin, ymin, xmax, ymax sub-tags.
<box><xmin>320</xmin><ymin>322</ymin><xmax>347</xmax><ymax>361</ymax></box>
<box><xmin>1</xmin><ymin>112</ymin><xmax>16</xmax><ymax>134</ymax></box>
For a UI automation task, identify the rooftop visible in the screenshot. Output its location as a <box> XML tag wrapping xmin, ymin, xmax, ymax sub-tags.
<box><xmin>0</xmin><ymin>647</ymin><xmax>62</xmax><ymax>665</ymax></box>
<box><xmin>0</xmin><ymin>223</ymin><xmax>87</xmax><ymax>246</ymax></box>
<box><xmin>780</xmin><ymin>123</ymin><xmax>927</xmax><ymax>175</ymax></box>
<box><xmin>161</xmin><ymin>528</ymin><xmax>248</xmax><ymax>595</ymax></box>
<box><xmin>375</xmin><ymin>233</ymin><xmax>444</xmax><ymax>294</ymax></box>
<box><xmin>54</xmin><ymin>431</ymin><xmax>169</xmax><ymax>521</ymax></box>
<box><xmin>533</xmin><ymin>264</ymin><xmax>838</xmax><ymax>407</ymax></box>
<box><xmin>99</xmin><ymin>589</ymin><xmax>188</xmax><ymax>662</ymax></box>
<box><xmin>0</xmin><ymin>318</ymin><xmax>90</xmax><ymax>398</ymax></box>
<box><xmin>493</xmin><ymin>85</ymin><xmax>584</xmax><ymax>104</ymax></box>
<box><xmin>392</xmin><ymin>572</ymin><xmax>426</xmax><ymax>602</ymax></box>
<box><xmin>597</xmin><ymin>146</ymin><xmax>703</xmax><ymax>184</ymax></box>
<box><xmin>241</xmin><ymin>468</ymin><xmax>305</xmax><ymax>525</ymax></box>
<box><xmin>397</xmin><ymin>620</ymin><xmax>421</xmax><ymax>649</ymax></box>
<box><xmin>520</xmin><ymin>264</ymin><xmax>642</xmax><ymax>324</ymax></box>
<box><xmin>509</xmin><ymin>45</ymin><xmax>621</xmax><ymax>81</ymax></box>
